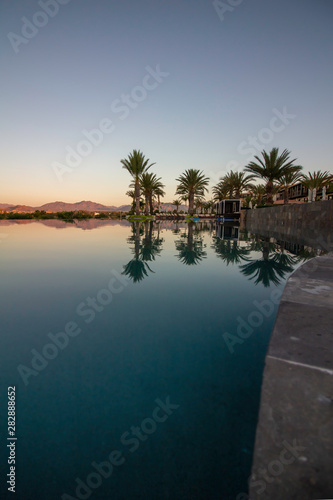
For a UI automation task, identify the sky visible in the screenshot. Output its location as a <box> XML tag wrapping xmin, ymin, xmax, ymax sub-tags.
<box><xmin>1</xmin><ymin>0</ymin><xmax>333</xmax><ymax>206</ymax></box>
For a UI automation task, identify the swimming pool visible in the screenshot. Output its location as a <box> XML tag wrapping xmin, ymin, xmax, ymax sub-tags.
<box><xmin>0</xmin><ymin>220</ymin><xmax>319</xmax><ymax>499</ymax></box>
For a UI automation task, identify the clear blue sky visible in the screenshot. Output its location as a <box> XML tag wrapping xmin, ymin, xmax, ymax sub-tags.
<box><xmin>1</xmin><ymin>0</ymin><xmax>332</xmax><ymax>206</ymax></box>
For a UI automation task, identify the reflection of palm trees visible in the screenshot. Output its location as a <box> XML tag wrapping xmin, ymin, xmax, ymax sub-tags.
<box><xmin>141</xmin><ymin>221</ymin><xmax>163</xmax><ymax>262</ymax></box>
<box><xmin>239</xmin><ymin>256</ymin><xmax>294</xmax><ymax>287</ymax></box>
<box><xmin>122</xmin><ymin>222</ymin><xmax>164</xmax><ymax>282</ymax></box>
<box><xmin>212</xmin><ymin>237</ymin><xmax>251</xmax><ymax>265</ymax></box>
<box><xmin>296</xmin><ymin>247</ymin><xmax>319</xmax><ymax>261</ymax></box>
<box><xmin>175</xmin><ymin>222</ymin><xmax>207</xmax><ymax>265</ymax></box>
<box><xmin>239</xmin><ymin>237</ymin><xmax>297</xmax><ymax>287</ymax></box>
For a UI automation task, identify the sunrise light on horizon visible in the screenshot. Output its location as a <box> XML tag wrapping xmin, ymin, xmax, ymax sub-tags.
<box><xmin>1</xmin><ymin>0</ymin><xmax>333</xmax><ymax>206</ymax></box>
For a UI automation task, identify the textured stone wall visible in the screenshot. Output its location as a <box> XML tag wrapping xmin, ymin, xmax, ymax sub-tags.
<box><xmin>244</xmin><ymin>200</ymin><xmax>333</xmax><ymax>251</ymax></box>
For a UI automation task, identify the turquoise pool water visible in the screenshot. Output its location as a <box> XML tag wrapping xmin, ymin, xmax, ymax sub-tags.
<box><xmin>0</xmin><ymin>220</ymin><xmax>314</xmax><ymax>499</ymax></box>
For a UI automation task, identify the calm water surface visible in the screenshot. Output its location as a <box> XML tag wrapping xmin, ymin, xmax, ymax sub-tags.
<box><xmin>0</xmin><ymin>220</ymin><xmax>318</xmax><ymax>500</ymax></box>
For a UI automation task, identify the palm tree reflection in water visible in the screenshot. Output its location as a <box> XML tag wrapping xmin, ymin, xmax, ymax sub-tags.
<box><xmin>122</xmin><ymin>222</ymin><xmax>320</xmax><ymax>285</ymax></box>
<box><xmin>212</xmin><ymin>238</ymin><xmax>251</xmax><ymax>266</ymax></box>
<box><xmin>240</xmin><ymin>237</ymin><xmax>306</xmax><ymax>287</ymax></box>
<box><xmin>213</xmin><ymin>227</ymin><xmax>317</xmax><ymax>288</ymax></box>
<box><xmin>175</xmin><ymin>222</ymin><xmax>207</xmax><ymax>266</ymax></box>
<box><xmin>122</xmin><ymin>222</ymin><xmax>164</xmax><ymax>283</ymax></box>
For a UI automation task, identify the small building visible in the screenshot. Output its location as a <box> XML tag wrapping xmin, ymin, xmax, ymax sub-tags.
<box><xmin>216</xmin><ymin>223</ymin><xmax>239</xmax><ymax>241</ymax></box>
<box><xmin>215</xmin><ymin>199</ymin><xmax>241</xmax><ymax>221</ymax></box>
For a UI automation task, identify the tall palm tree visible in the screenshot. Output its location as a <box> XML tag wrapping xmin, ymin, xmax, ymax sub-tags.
<box><xmin>139</xmin><ymin>173</ymin><xmax>153</xmax><ymax>215</ymax></box>
<box><xmin>126</xmin><ymin>189</ymin><xmax>136</xmax><ymax>212</ymax></box>
<box><xmin>194</xmin><ymin>197</ymin><xmax>205</xmax><ymax>214</ymax></box>
<box><xmin>150</xmin><ymin>177</ymin><xmax>165</xmax><ymax>214</ymax></box>
<box><xmin>155</xmin><ymin>186</ymin><xmax>166</xmax><ymax>213</ymax></box>
<box><xmin>121</xmin><ymin>150</ymin><xmax>155</xmax><ymax>215</ymax></box>
<box><xmin>249</xmin><ymin>184</ymin><xmax>266</xmax><ymax>206</ymax></box>
<box><xmin>131</xmin><ymin>174</ymin><xmax>165</xmax><ymax>214</ymax></box>
<box><xmin>175</xmin><ymin>169</ymin><xmax>209</xmax><ymax>216</ymax></box>
<box><xmin>300</xmin><ymin>171</ymin><xmax>332</xmax><ymax>202</ymax></box>
<box><xmin>172</xmin><ymin>199</ymin><xmax>182</xmax><ymax>214</ymax></box>
<box><xmin>181</xmin><ymin>194</ymin><xmax>189</xmax><ymax>212</ymax></box>
<box><xmin>220</xmin><ymin>170</ymin><xmax>255</xmax><ymax>198</ymax></box>
<box><xmin>278</xmin><ymin>169</ymin><xmax>303</xmax><ymax>204</ymax></box>
<box><xmin>205</xmin><ymin>200</ymin><xmax>215</xmax><ymax>214</ymax></box>
<box><xmin>244</xmin><ymin>148</ymin><xmax>302</xmax><ymax>205</ymax></box>
<box><xmin>212</xmin><ymin>180</ymin><xmax>229</xmax><ymax>202</ymax></box>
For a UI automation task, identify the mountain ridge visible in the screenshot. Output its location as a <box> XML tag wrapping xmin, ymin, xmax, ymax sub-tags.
<box><xmin>0</xmin><ymin>200</ymin><xmax>188</xmax><ymax>213</ymax></box>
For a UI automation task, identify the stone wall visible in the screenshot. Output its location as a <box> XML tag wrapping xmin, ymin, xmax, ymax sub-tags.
<box><xmin>244</xmin><ymin>200</ymin><xmax>333</xmax><ymax>252</ymax></box>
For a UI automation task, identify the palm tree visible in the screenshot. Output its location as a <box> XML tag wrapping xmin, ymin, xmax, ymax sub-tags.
<box><xmin>205</xmin><ymin>200</ymin><xmax>215</xmax><ymax>214</ymax></box>
<box><xmin>194</xmin><ymin>197</ymin><xmax>205</xmax><ymax>214</ymax></box>
<box><xmin>244</xmin><ymin>148</ymin><xmax>302</xmax><ymax>205</ymax></box>
<box><xmin>181</xmin><ymin>194</ymin><xmax>189</xmax><ymax>213</ymax></box>
<box><xmin>121</xmin><ymin>150</ymin><xmax>155</xmax><ymax>215</ymax></box>
<box><xmin>151</xmin><ymin>178</ymin><xmax>165</xmax><ymax>214</ymax></box>
<box><xmin>300</xmin><ymin>171</ymin><xmax>332</xmax><ymax>202</ymax></box>
<box><xmin>138</xmin><ymin>173</ymin><xmax>164</xmax><ymax>215</ymax></box>
<box><xmin>278</xmin><ymin>169</ymin><xmax>303</xmax><ymax>204</ymax></box>
<box><xmin>212</xmin><ymin>180</ymin><xmax>229</xmax><ymax>202</ymax></box>
<box><xmin>220</xmin><ymin>170</ymin><xmax>255</xmax><ymax>199</ymax></box>
<box><xmin>175</xmin><ymin>169</ymin><xmax>209</xmax><ymax>216</ymax></box>
<box><xmin>126</xmin><ymin>189</ymin><xmax>136</xmax><ymax>213</ymax></box>
<box><xmin>172</xmin><ymin>199</ymin><xmax>182</xmax><ymax>214</ymax></box>
<box><xmin>155</xmin><ymin>186</ymin><xmax>166</xmax><ymax>213</ymax></box>
<box><xmin>249</xmin><ymin>184</ymin><xmax>266</xmax><ymax>206</ymax></box>
<box><xmin>139</xmin><ymin>173</ymin><xmax>153</xmax><ymax>215</ymax></box>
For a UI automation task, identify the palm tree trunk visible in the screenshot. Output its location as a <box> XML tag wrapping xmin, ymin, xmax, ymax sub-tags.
<box><xmin>308</xmin><ymin>189</ymin><xmax>312</xmax><ymax>202</ymax></box>
<box><xmin>284</xmin><ymin>186</ymin><xmax>289</xmax><ymax>204</ymax></box>
<box><xmin>149</xmin><ymin>194</ymin><xmax>154</xmax><ymax>215</ymax></box>
<box><xmin>157</xmin><ymin>195</ymin><xmax>161</xmax><ymax>213</ymax></box>
<box><xmin>188</xmin><ymin>191</ymin><xmax>195</xmax><ymax>216</ymax></box>
<box><xmin>266</xmin><ymin>181</ymin><xmax>273</xmax><ymax>205</ymax></box>
<box><xmin>135</xmin><ymin>179</ymin><xmax>141</xmax><ymax>215</ymax></box>
<box><xmin>144</xmin><ymin>194</ymin><xmax>149</xmax><ymax>215</ymax></box>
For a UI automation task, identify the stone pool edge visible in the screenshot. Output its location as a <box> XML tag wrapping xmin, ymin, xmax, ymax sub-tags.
<box><xmin>249</xmin><ymin>252</ymin><xmax>333</xmax><ymax>500</ymax></box>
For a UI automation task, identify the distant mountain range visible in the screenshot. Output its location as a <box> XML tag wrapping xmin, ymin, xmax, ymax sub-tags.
<box><xmin>0</xmin><ymin>200</ymin><xmax>188</xmax><ymax>213</ymax></box>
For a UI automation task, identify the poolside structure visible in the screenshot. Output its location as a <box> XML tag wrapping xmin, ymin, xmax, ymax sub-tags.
<box><xmin>215</xmin><ymin>223</ymin><xmax>239</xmax><ymax>241</ymax></box>
<box><xmin>215</xmin><ymin>199</ymin><xmax>241</xmax><ymax>222</ymax></box>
